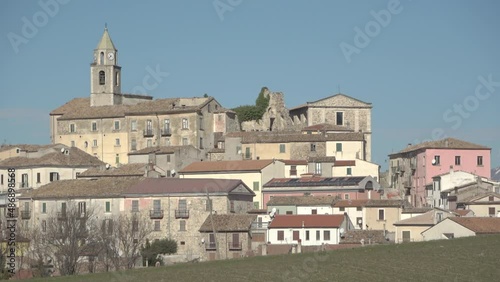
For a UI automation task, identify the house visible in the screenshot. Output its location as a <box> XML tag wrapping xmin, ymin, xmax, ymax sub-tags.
<box><xmin>0</xmin><ymin>144</ymin><xmax>104</xmax><ymax>192</ymax></box>
<box><xmin>426</xmin><ymin>170</ymin><xmax>478</xmax><ymax>207</ymax></box>
<box><xmin>388</xmin><ymin>138</ymin><xmax>491</xmax><ymax>207</ymax></box>
<box><xmin>127</xmin><ymin>145</ymin><xmax>201</xmax><ymax>177</ymax></box>
<box><xmin>421</xmin><ymin>217</ymin><xmax>500</xmax><ymax>241</ymax></box>
<box><xmin>307</xmin><ymin>157</ymin><xmax>380</xmax><ymax>180</ymax></box>
<box><xmin>457</xmin><ymin>192</ymin><xmax>500</xmax><ymax>217</ymax></box>
<box><xmin>199</xmin><ymin>214</ymin><xmax>257</xmax><ymax>260</ymax></box>
<box><xmin>332</xmin><ymin>199</ymin><xmax>369</xmax><ymax>230</ymax></box>
<box><xmin>262</xmin><ymin>175</ymin><xmax>381</xmax><ymax>208</ymax></box>
<box><xmin>50</xmin><ymin>28</ymin><xmax>231</xmax><ymax>165</ymax></box>
<box><xmin>364</xmin><ymin>200</ymin><xmax>411</xmax><ymax>234</ymax></box>
<box><xmin>77</xmin><ymin>163</ymin><xmax>164</xmax><ymax>179</ymax></box>
<box><xmin>443</xmin><ymin>180</ymin><xmax>498</xmax><ymax>210</ymax></box>
<box><xmin>179</xmin><ymin>159</ymin><xmax>285</xmax><ymax>209</ymax></box>
<box><xmin>266</xmin><ymin>195</ymin><xmax>336</xmax><ymax>215</ymax></box>
<box><xmin>282</xmin><ymin>160</ymin><xmax>308</xmax><ymax>178</ymax></box>
<box><xmin>267</xmin><ymin>214</ymin><xmax>352</xmax><ymax>246</ymax></box>
<box><xmin>393</xmin><ymin>208</ymin><xmax>457</xmax><ymax>243</ymax></box>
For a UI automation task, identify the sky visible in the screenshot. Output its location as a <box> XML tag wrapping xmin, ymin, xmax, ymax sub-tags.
<box><xmin>1</xmin><ymin>0</ymin><xmax>499</xmax><ymax>170</ymax></box>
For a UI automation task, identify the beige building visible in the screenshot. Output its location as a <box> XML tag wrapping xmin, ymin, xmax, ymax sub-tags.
<box><xmin>393</xmin><ymin>208</ymin><xmax>457</xmax><ymax>243</ymax></box>
<box><xmin>364</xmin><ymin>200</ymin><xmax>410</xmax><ymax>233</ymax></box>
<box><xmin>421</xmin><ymin>217</ymin><xmax>500</xmax><ymax>241</ymax></box>
<box><xmin>458</xmin><ymin>192</ymin><xmax>500</xmax><ymax>217</ymax></box>
<box><xmin>0</xmin><ymin>144</ymin><xmax>104</xmax><ymax>192</ymax></box>
<box><xmin>50</xmin><ymin>28</ymin><xmax>229</xmax><ymax>165</ymax></box>
<box><xmin>179</xmin><ymin>159</ymin><xmax>285</xmax><ymax>209</ymax></box>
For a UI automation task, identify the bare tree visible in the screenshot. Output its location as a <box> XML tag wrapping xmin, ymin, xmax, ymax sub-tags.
<box><xmin>114</xmin><ymin>213</ymin><xmax>152</xmax><ymax>269</ymax></box>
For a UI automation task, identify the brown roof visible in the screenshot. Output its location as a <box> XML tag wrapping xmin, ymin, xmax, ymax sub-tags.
<box><xmin>51</xmin><ymin>97</ymin><xmax>213</xmax><ymax>120</ymax></box>
<box><xmin>402</xmin><ymin>207</ymin><xmax>433</xmax><ymax>214</ymax></box>
<box><xmin>307</xmin><ymin>156</ymin><xmax>336</xmax><ymax>163</ymax></box>
<box><xmin>199</xmin><ymin>214</ymin><xmax>257</xmax><ymax>232</ymax></box>
<box><xmin>247</xmin><ymin>209</ymin><xmax>268</xmax><ymax>214</ymax></box>
<box><xmin>208</xmin><ymin>148</ymin><xmax>225</xmax><ymax>154</ymax></box>
<box><xmin>280</xmin><ymin>160</ymin><xmax>308</xmax><ymax>165</ymax></box>
<box><xmin>124</xmin><ymin>178</ymin><xmax>255</xmax><ymax>196</ymax></box>
<box><xmin>267</xmin><ymin>196</ymin><xmax>336</xmax><ymax>206</ymax></box>
<box><xmin>394</xmin><ymin>210</ymin><xmax>453</xmax><ymax>226</ymax></box>
<box><xmin>264</xmin><ymin>176</ymin><xmax>371</xmax><ymax>188</ymax></box>
<box><xmin>28</xmin><ymin>177</ymin><xmax>143</xmax><ymax>199</ymax></box>
<box><xmin>225</xmin><ymin>131</ymin><xmax>364</xmax><ymax>143</ymax></box>
<box><xmin>449</xmin><ymin>217</ymin><xmax>500</xmax><ymax>234</ymax></box>
<box><xmin>333</xmin><ymin>199</ymin><xmax>369</xmax><ymax>208</ymax></box>
<box><xmin>78</xmin><ymin>163</ymin><xmax>148</xmax><ymax>177</ymax></box>
<box><xmin>269</xmin><ymin>214</ymin><xmax>344</xmax><ymax>228</ymax></box>
<box><xmin>390</xmin><ymin>138</ymin><xmax>490</xmax><ymax>156</ymax></box>
<box><xmin>180</xmin><ymin>159</ymin><xmax>276</xmax><ymax>173</ymax></box>
<box><xmin>301</xmin><ymin>123</ymin><xmax>353</xmax><ymax>132</ymax></box>
<box><xmin>453</xmin><ymin>209</ymin><xmax>473</xmax><ymax>216</ymax></box>
<box><xmin>333</xmin><ymin>160</ymin><xmax>356</xmax><ymax>167</ymax></box>
<box><xmin>128</xmin><ymin>145</ymin><xmax>197</xmax><ymax>155</ymax></box>
<box><xmin>0</xmin><ymin>144</ymin><xmax>54</xmax><ymax>153</ymax></box>
<box><xmin>340</xmin><ymin>230</ymin><xmax>387</xmax><ymax>244</ymax></box>
<box><xmin>459</xmin><ymin>192</ymin><xmax>500</xmax><ymax>204</ymax></box>
<box><xmin>364</xmin><ymin>199</ymin><xmax>411</xmax><ymax>208</ymax></box>
<box><xmin>0</xmin><ymin>146</ymin><xmax>104</xmax><ymax>168</ymax></box>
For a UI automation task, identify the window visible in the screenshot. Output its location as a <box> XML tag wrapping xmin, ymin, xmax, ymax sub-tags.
<box><xmin>91</xmin><ymin>122</ymin><xmax>97</xmax><ymax>132</ymax></box>
<box><xmin>315</xmin><ymin>163</ymin><xmax>322</xmax><ymax>175</ymax></box>
<box><xmin>21</xmin><ymin>173</ymin><xmax>28</xmax><ymax>188</ymax></box>
<box><xmin>286</xmin><ymin>211</ymin><xmax>293</xmax><ymax>215</ymax></box>
<box><xmin>253</xmin><ymin>202</ymin><xmax>260</xmax><ymax>209</ymax></box>
<box><xmin>305</xmin><ymin>231</ymin><xmax>310</xmax><ymax>241</ymax></box>
<box><xmin>347</xmin><ymin>168</ymin><xmax>352</xmax><ymax>175</ymax></box>
<box><xmin>115</xmin><ymin>71</ymin><xmax>119</xmax><ymax>86</ymax></box>
<box><xmin>253</xmin><ymin>181</ymin><xmax>260</xmax><ymax>191</ymax></box>
<box><xmin>324</xmin><ymin>230</ymin><xmax>330</xmax><ymax>241</ymax></box>
<box><xmin>316</xmin><ymin>230</ymin><xmax>320</xmax><ymax>240</ymax></box>
<box><xmin>99</xmin><ymin>52</ymin><xmax>104</xmax><ymax>65</ymax></box>
<box><xmin>277</xmin><ymin>230</ymin><xmax>284</xmax><ymax>241</ymax></box>
<box><xmin>293</xmin><ymin>231</ymin><xmax>300</xmax><ymax>241</ymax></box>
<box><xmin>290</xmin><ymin>165</ymin><xmax>297</xmax><ymax>176</ymax></box>
<box><xmin>131</xmin><ymin>120</ymin><xmax>137</xmax><ymax>131</ymax></box>
<box><xmin>114</xmin><ymin>121</ymin><xmax>120</xmax><ymax>130</ymax></box>
<box><xmin>279</xmin><ymin>144</ymin><xmax>286</xmax><ymax>153</ymax></box>
<box><xmin>356</xmin><ymin>207</ymin><xmax>362</xmax><ymax>211</ymax></box>
<box><xmin>115</xmin><ymin>154</ymin><xmax>120</xmax><ymax>164</ymax></box>
<box><xmin>312</xmin><ymin>209</ymin><xmax>317</xmax><ymax>215</ymax></box>
<box><xmin>36</xmin><ymin>173</ymin><xmax>41</xmax><ymax>183</ymax></box>
<box><xmin>154</xmin><ymin>221</ymin><xmax>161</xmax><ymax>231</ymax></box>
<box><xmin>78</xmin><ymin>202</ymin><xmax>86</xmax><ymax>217</ymax></box>
<box><xmin>339</xmin><ymin>207</ymin><xmax>345</xmax><ymax>212</ymax></box>
<box><xmin>199</xmin><ymin>137</ymin><xmax>204</xmax><ymax>149</ymax></box>
<box><xmin>131</xmin><ymin>139</ymin><xmax>137</xmax><ymax>151</ymax></box>
<box><xmin>102</xmin><ymin>219</ymin><xmax>113</xmax><ymax>235</ymax></box>
<box><xmin>131</xmin><ymin>200</ymin><xmax>139</xmax><ymax>212</ymax></box>
<box><xmin>378</xmin><ymin>209</ymin><xmax>385</xmax><ymax>220</ymax></box>
<box><xmin>206</xmin><ymin>199</ymin><xmax>212</xmax><ymax>211</ymax></box>
<box><xmin>42</xmin><ymin>220</ymin><xmax>46</xmax><ymax>232</ymax></box>
<box><xmin>443</xmin><ymin>233</ymin><xmax>454</xmax><ymax>239</ymax></box>
<box><xmin>180</xmin><ymin>220</ymin><xmax>186</xmax><ymax>231</ymax></box>
<box><xmin>69</xmin><ymin>124</ymin><xmax>75</xmax><ymax>133</ymax></box>
<box><xmin>336</xmin><ymin>143</ymin><xmax>342</xmax><ymax>152</ymax></box>
<box><xmin>477</xmin><ymin>156</ymin><xmax>483</xmax><ymax>166</ymax></box>
<box><xmin>164</xmin><ymin>119</ymin><xmax>170</xmax><ymax>131</ymax></box>
<box><xmin>178</xmin><ymin>199</ymin><xmax>187</xmax><ymax>211</ymax></box>
<box><xmin>42</xmin><ymin>203</ymin><xmax>47</xmax><ymax>214</ymax></box>
<box><xmin>356</xmin><ymin>217</ymin><xmax>363</xmax><ymax>227</ymax></box>
<box><xmin>182</xmin><ymin>138</ymin><xmax>188</xmax><ymax>146</ymax></box>
<box><xmin>93</xmin><ymin>139</ymin><xmax>98</xmax><ymax>147</ymax></box>
<box><xmin>434</xmin><ymin>155</ymin><xmax>440</xmax><ymax>165</ymax></box>
<box><xmin>182</xmin><ymin>118</ymin><xmax>188</xmax><ymax>129</ymax></box>
<box><xmin>105</xmin><ymin>201</ymin><xmax>111</xmax><ymax>213</ymax></box>
<box><xmin>115</xmin><ymin>138</ymin><xmax>120</xmax><ymax>146</ymax></box>
<box><xmin>230</xmin><ymin>201</ymin><xmax>235</xmax><ymax>213</ymax></box>
<box><xmin>455</xmin><ymin>156</ymin><xmax>461</xmax><ymax>166</ymax></box>
<box><xmin>199</xmin><ymin>116</ymin><xmax>204</xmax><ymax>130</ymax></box>
<box><xmin>49</xmin><ymin>172</ymin><xmax>59</xmax><ymax>182</ymax></box>
<box><xmin>165</xmin><ymin>138</ymin><xmax>171</xmax><ymax>146</ymax></box>
<box><xmin>84</xmin><ymin>141</ymin><xmax>88</xmax><ymax>148</ymax></box>
<box><xmin>166</xmin><ymin>154</ymin><xmax>171</xmax><ymax>163</ymax></box>
<box><xmin>245</xmin><ymin>147</ymin><xmax>251</xmax><ymax>159</ymax></box>
<box><xmin>99</xmin><ymin>71</ymin><xmax>105</xmax><ymax>85</ymax></box>
<box><xmin>336</xmin><ymin>112</ymin><xmax>343</xmax><ymax>125</ymax></box>
<box><xmin>310</xmin><ymin>143</ymin><xmax>316</xmax><ymax>152</ymax></box>
<box><xmin>489</xmin><ymin>207</ymin><xmax>496</xmax><ymax>217</ymax></box>
<box><xmin>436</xmin><ymin>212</ymin><xmax>443</xmax><ymax>222</ymax></box>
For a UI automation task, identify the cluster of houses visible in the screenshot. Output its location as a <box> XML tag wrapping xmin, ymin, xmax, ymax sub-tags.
<box><xmin>1</xmin><ymin>27</ymin><xmax>499</xmax><ymax>276</ymax></box>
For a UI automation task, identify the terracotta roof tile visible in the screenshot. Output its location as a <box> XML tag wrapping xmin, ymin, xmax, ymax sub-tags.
<box><xmin>449</xmin><ymin>217</ymin><xmax>500</xmax><ymax>234</ymax></box>
<box><xmin>280</xmin><ymin>160</ymin><xmax>308</xmax><ymax>165</ymax></box>
<box><xmin>333</xmin><ymin>199</ymin><xmax>369</xmax><ymax>208</ymax></box>
<box><xmin>180</xmin><ymin>159</ymin><xmax>276</xmax><ymax>173</ymax></box>
<box><xmin>301</xmin><ymin>123</ymin><xmax>353</xmax><ymax>132</ymax></box>
<box><xmin>267</xmin><ymin>196</ymin><xmax>336</xmax><ymax>206</ymax></box>
<box><xmin>269</xmin><ymin>214</ymin><xmax>344</xmax><ymax>228</ymax></box>
<box><xmin>78</xmin><ymin>163</ymin><xmax>148</xmax><ymax>177</ymax></box>
<box><xmin>199</xmin><ymin>214</ymin><xmax>257</xmax><ymax>232</ymax></box>
<box><xmin>307</xmin><ymin>156</ymin><xmax>336</xmax><ymax>163</ymax></box>
<box><xmin>124</xmin><ymin>178</ymin><xmax>255</xmax><ymax>195</ymax></box>
<box><xmin>390</xmin><ymin>138</ymin><xmax>490</xmax><ymax>156</ymax></box>
<box><xmin>333</xmin><ymin>160</ymin><xmax>356</xmax><ymax>167</ymax></box>
<box><xmin>364</xmin><ymin>199</ymin><xmax>411</xmax><ymax>208</ymax></box>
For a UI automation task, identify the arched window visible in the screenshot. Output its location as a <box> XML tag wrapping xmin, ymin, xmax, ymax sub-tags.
<box><xmin>99</xmin><ymin>71</ymin><xmax>105</xmax><ymax>85</ymax></box>
<box><xmin>99</xmin><ymin>52</ymin><xmax>104</xmax><ymax>65</ymax></box>
<box><xmin>115</xmin><ymin>71</ymin><xmax>119</xmax><ymax>86</ymax></box>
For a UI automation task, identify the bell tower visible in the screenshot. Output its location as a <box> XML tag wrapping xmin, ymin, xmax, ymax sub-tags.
<box><xmin>90</xmin><ymin>26</ymin><xmax>122</xmax><ymax>106</ymax></box>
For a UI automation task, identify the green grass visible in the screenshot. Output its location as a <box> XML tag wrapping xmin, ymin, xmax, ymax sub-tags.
<box><xmin>29</xmin><ymin>235</ymin><xmax>500</xmax><ymax>282</ymax></box>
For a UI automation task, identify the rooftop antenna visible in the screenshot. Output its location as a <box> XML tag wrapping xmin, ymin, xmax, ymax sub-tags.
<box><xmin>338</xmin><ymin>85</ymin><xmax>341</xmax><ymax>94</ymax></box>
<box><xmin>105</xmin><ymin>23</ymin><xmax>108</xmax><ymax>30</ymax></box>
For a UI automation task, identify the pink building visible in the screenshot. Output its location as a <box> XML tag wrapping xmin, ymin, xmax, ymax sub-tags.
<box><xmin>388</xmin><ymin>138</ymin><xmax>491</xmax><ymax>207</ymax></box>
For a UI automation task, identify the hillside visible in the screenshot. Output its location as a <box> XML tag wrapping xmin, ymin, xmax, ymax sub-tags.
<box><xmin>30</xmin><ymin>235</ymin><xmax>500</xmax><ymax>282</ymax></box>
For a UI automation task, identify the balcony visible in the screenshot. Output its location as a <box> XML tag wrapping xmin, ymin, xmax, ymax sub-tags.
<box><xmin>251</xmin><ymin>221</ymin><xmax>269</xmax><ymax>231</ymax></box>
<box><xmin>175</xmin><ymin>209</ymin><xmax>189</xmax><ymax>219</ymax></box>
<box><xmin>21</xmin><ymin>210</ymin><xmax>31</xmax><ymax>219</ymax></box>
<box><xmin>205</xmin><ymin>242</ymin><xmax>216</xmax><ymax>250</ymax></box>
<box><xmin>228</xmin><ymin>242</ymin><xmax>242</xmax><ymax>250</ymax></box>
<box><xmin>143</xmin><ymin>129</ymin><xmax>154</xmax><ymax>137</ymax></box>
<box><xmin>161</xmin><ymin>128</ymin><xmax>171</xmax><ymax>136</ymax></box>
<box><xmin>289</xmin><ymin>169</ymin><xmax>297</xmax><ymax>176</ymax></box>
<box><xmin>149</xmin><ymin>209</ymin><xmax>164</xmax><ymax>219</ymax></box>
<box><xmin>21</xmin><ymin>182</ymin><xmax>29</xmax><ymax>188</ymax></box>
<box><xmin>57</xmin><ymin>212</ymin><xmax>67</xmax><ymax>220</ymax></box>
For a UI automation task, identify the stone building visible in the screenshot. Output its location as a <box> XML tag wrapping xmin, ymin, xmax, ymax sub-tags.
<box><xmin>50</xmin><ymin>28</ymin><xmax>230</xmax><ymax>165</ymax></box>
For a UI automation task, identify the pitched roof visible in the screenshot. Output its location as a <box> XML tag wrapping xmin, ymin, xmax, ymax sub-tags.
<box><xmin>289</xmin><ymin>93</ymin><xmax>372</xmax><ymax>110</ymax></box>
<box><xmin>394</xmin><ymin>210</ymin><xmax>454</xmax><ymax>226</ymax></box>
<box><xmin>180</xmin><ymin>159</ymin><xmax>275</xmax><ymax>173</ymax></box>
<box><xmin>264</xmin><ymin>176</ymin><xmax>372</xmax><ymax>188</ymax></box>
<box><xmin>96</xmin><ymin>27</ymin><xmax>116</xmax><ymax>50</ymax></box>
<box><xmin>341</xmin><ymin>230</ymin><xmax>386</xmax><ymax>244</ymax></box>
<box><xmin>0</xmin><ymin>146</ymin><xmax>104</xmax><ymax>168</ymax></box>
<box><xmin>333</xmin><ymin>160</ymin><xmax>356</xmax><ymax>167</ymax></box>
<box><xmin>0</xmin><ymin>144</ymin><xmax>53</xmax><ymax>153</ymax></box>
<box><xmin>267</xmin><ymin>196</ymin><xmax>336</xmax><ymax>206</ymax></box>
<box><xmin>301</xmin><ymin>123</ymin><xmax>353</xmax><ymax>132</ymax></box>
<box><xmin>402</xmin><ymin>207</ymin><xmax>433</xmax><ymax>214</ymax></box>
<box><xmin>333</xmin><ymin>199</ymin><xmax>369</xmax><ymax>208</ymax></box>
<box><xmin>459</xmin><ymin>192</ymin><xmax>500</xmax><ymax>204</ymax></box>
<box><xmin>280</xmin><ymin>159</ymin><xmax>308</xmax><ymax>166</ymax></box>
<box><xmin>128</xmin><ymin>145</ymin><xmax>198</xmax><ymax>155</ymax></box>
<box><xmin>26</xmin><ymin>177</ymin><xmax>143</xmax><ymax>199</ymax></box>
<box><xmin>453</xmin><ymin>209</ymin><xmax>473</xmax><ymax>216</ymax></box>
<box><xmin>390</xmin><ymin>138</ymin><xmax>490</xmax><ymax>156</ymax></box>
<box><xmin>448</xmin><ymin>217</ymin><xmax>500</xmax><ymax>234</ymax></box>
<box><xmin>269</xmin><ymin>214</ymin><xmax>344</xmax><ymax>229</ymax></box>
<box><xmin>199</xmin><ymin>214</ymin><xmax>257</xmax><ymax>232</ymax></box>
<box><xmin>225</xmin><ymin>131</ymin><xmax>364</xmax><ymax>143</ymax></box>
<box><xmin>364</xmin><ymin>199</ymin><xmax>411</xmax><ymax>208</ymax></box>
<box><xmin>307</xmin><ymin>156</ymin><xmax>336</xmax><ymax>163</ymax></box>
<box><xmin>124</xmin><ymin>178</ymin><xmax>255</xmax><ymax>196</ymax></box>
<box><xmin>78</xmin><ymin>163</ymin><xmax>148</xmax><ymax>177</ymax></box>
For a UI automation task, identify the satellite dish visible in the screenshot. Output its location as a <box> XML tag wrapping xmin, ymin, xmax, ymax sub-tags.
<box><xmin>431</xmin><ymin>159</ymin><xmax>436</xmax><ymax>165</ymax></box>
<box><xmin>270</xmin><ymin>207</ymin><xmax>277</xmax><ymax>218</ymax></box>
<box><xmin>171</xmin><ymin>169</ymin><xmax>176</xmax><ymax>175</ymax></box>
<box><xmin>105</xmin><ymin>163</ymin><xmax>111</xmax><ymax>169</ymax></box>
<box><xmin>272</xmin><ymin>208</ymin><xmax>277</xmax><ymax>213</ymax></box>
<box><xmin>61</xmin><ymin>148</ymin><xmax>65</xmax><ymax>153</ymax></box>
<box><xmin>339</xmin><ymin>228</ymin><xmax>345</xmax><ymax>234</ymax></box>
<box><xmin>201</xmin><ymin>238</ymin><xmax>205</xmax><ymax>244</ymax></box>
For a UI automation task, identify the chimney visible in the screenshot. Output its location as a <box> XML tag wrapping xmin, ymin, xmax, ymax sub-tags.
<box><xmin>445</xmin><ymin>139</ymin><xmax>449</xmax><ymax>148</ymax></box>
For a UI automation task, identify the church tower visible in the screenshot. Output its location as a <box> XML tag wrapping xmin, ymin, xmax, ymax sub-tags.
<box><xmin>90</xmin><ymin>26</ymin><xmax>122</xmax><ymax>106</ymax></box>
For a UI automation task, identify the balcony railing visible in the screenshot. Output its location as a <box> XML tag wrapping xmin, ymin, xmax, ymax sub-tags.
<box><xmin>57</xmin><ymin>212</ymin><xmax>67</xmax><ymax>220</ymax></box>
<box><xmin>143</xmin><ymin>129</ymin><xmax>154</xmax><ymax>137</ymax></box>
<box><xmin>21</xmin><ymin>210</ymin><xmax>31</xmax><ymax>219</ymax></box>
<box><xmin>175</xmin><ymin>209</ymin><xmax>189</xmax><ymax>219</ymax></box>
<box><xmin>205</xmin><ymin>242</ymin><xmax>216</xmax><ymax>250</ymax></box>
<box><xmin>228</xmin><ymin>242</ymin><xmax>242</xmax><ymax>250</ymax></box>
<box><xmin>150</xmin><ymin>209</ymin><xmax>164</xmax><ymax>219</ymax></box>
<box><xmin>21</xmin><ymin>182</ymin><xmax>29</xmax><ymax>188</ymax></box>
<box><xmin>161</xmin><ymin>128</ymin><xmax>171</xmax><ymax>136</ymax></box>
<box><xmin>251</xmin><ymin>221</ymin><xmax>269</xmax><ymax>230</ymax></box>
<box><xmin>289</xmin><ymin>169</ymin><xmax>297</xmax><ymax>176</ymax></box>
<box><xmin>244</xmin><ymin>153</ymin><xmax>252</xmax><ymax>160</ymax></box>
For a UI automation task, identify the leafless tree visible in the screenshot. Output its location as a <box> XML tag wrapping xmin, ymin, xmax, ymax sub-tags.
<box><xmin>113</xmin><ymin>213</ymin><xmax>153</xmax><ymax>269</ymax></box>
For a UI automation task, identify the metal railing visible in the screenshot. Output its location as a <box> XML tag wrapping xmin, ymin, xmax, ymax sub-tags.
<box><xmin>175</xmin><ymin>209</ymin><xmax>189</xmax><ymax>219</ymax></box>
<box><xmin>228</xmin><ymin>242</ymin><xmax>242</xmax><ymax>250</ymax></box>
<box><xmin>150</xmin><ymin>209</ymin><xmax>164</xmax><ymax>219</ymax></box>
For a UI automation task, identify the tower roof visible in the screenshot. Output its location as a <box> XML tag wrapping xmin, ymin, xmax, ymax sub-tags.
<box><xmin>96</xmin><ymin>27</ymin><xmax>116</xmax><ymax>50</ymax></box>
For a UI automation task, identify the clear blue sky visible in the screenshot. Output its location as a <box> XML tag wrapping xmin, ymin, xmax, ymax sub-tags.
<box><xmin>1</xmin><ymin>0</ymin><xmax>499</xmax><ymax>170</ymax></box>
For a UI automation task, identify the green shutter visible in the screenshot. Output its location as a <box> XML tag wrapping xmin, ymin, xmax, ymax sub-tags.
<box><xmin>253</xmin><ymin>181</ymin><xmax>260</xmax><ymax>191</ymax></box>
<box><xmin>106</xmin><ymin>201</ymin><xmax>111</xmax><ymax>212</ymax></box>
<box><xmin>336</xmin><ymin>143</ymin><xmax>342</xmax><ymax>152</ymax></box>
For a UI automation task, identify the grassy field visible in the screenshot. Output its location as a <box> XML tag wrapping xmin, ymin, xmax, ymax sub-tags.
<box><xmin>29</xmin><ymin>235</ymin><xmax>500</xmax><ymax>282</ymax></box>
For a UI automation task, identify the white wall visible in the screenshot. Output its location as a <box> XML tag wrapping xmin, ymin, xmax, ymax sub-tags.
<box><xmin>421</xmin><ymin>219</ymin><xmax>476</xmax><ymax>241</ymax></box>
<box><xmin>297</xmin><ymin>206</ymin><xmax>333</xmax><ymax>215</ymax></box>
<box><xmin>332</xmin><ymin>207</ymin><xmax>364</xmax><ymax>229</ymax></box>
<box><xmin>268</xmin><ymin>228</ymin><xmax>340</xmax><ymax>246</ymax></box>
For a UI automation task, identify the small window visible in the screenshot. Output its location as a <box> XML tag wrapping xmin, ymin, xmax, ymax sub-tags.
<box><xmin>91</xmin><ymin>122</ymin><xmax>97</xmax><ymax>132</ymax></box>
<box><xmin>311</xmin><ymin>209</ymin><xmax>317</xmax><ymax>215</ymax></box>
<box><xmin>277</xmin><ymin>230</ymin><xmax>284</xmax><ymax>241</ymax></box>
<box><xmin>286</xmin><ymin>211</ymin><xmax>293</xmax><ymax>215</ymax></box>
<box><xmin>42</xmin><ymin>203</ymin><xmax>47</xmax><ymax>214</ymax></box>
<box><xmin>477</xmin><ymin>156</ymin><xmax>483</xmax><ymax>166</ymax></box>
<box><xmin>114</xmin><ymin>121</ymin><xmax>120</xmax><ymax>130</ymax></box>
<box><xmin>131</xmin><ymin>200</ymin><xmax>139</xmax><ymax>212</ymax></box>
<box><xmin>455</xmin><ymin>156</ymin><xmax>461</xmax><ymax>166</ymax></box>
<box><xmin>315</xmin><ymin>163</ymin><xmax>322</xmax><ymax>175</ymax></box>
<box><xmin>336</xmin><ymin>143</ymin><xmax>342</xmax><ymax>152</ymax></box>
<box><xmin>378</xmin><ymin>209</ymin><xmax>385</xmax><ymax>220</ymax></box>
<box><xmin>356</xmin><ymin>206</ymin><xmax>362</xmax><ymax>211</ymax></box>
<box><xmin>42</xmin><ymin>220</ymin><xmax>47</xmax><ymax>232</ymax></box>
<box><xmin>131</xmin><ymin>139</ymin><xmax>137</xmax><ymax>151</ymax></box>
<box><xmin>434</xmin><ymin>155</ymin><xmax>440</xmax><ymax>165</ymax></box>
<box><xmin>115</xmin><ymin>154</ymin><xmax>120</xmax><ymax>164</ymax></box>
<box><xmin>293</xmin><ymin>231</ymin><xmax>300</xmax><ymax>241</ymax></box>
<box><xmin>489</xmin><ymin>196</ymin><xmax>494</xmax><ymax>202</ymax></box>
<box><xmin>305</xmin><ymin>231</ymin><xmax>310</xmax><ymax>241</ymax></box>
<box><xmin>69</xmin><ymin>124</ymin><xmax>75</xmax><ymax>133</ymax></box>
<box><xmin>253</xmin><ymin>202</ymin><xmax>260</xmax><ymax>209</ymax></box>
<box><xmin>279</xmin><ymin>144</ymin><xmax>286</xmax><ymax>153</ymax></box>
<box><xmin>199</xmin><ymin>137</ymin><xmax>204</xmax><ymax>149</ymax></box>
<box><xmin>182</xmin><ymin>118</ymin><xmax>188</xmax><ymax>129</ymax></box>
<box><xmin>180</xmin><ymin>220</ymin><xmax>186</xmax><ymax>231</ymax></box>
<box><xmin>167</xmin><ymin>154</ymin><xmax>171</xmax><ymax>163</ymax></box>
<box><xmin>49</xmin><ymin>172</ymin><xmax>59</xmax><ymax>182</ymax></box>
<box><xmin>347</xmin><ymin>167</ymin><xmax>352</xmax><ymax>175</ymax></box>
<box><xmin>489</xmin><ymin>207</ymin><xmax>496</xmax><ymax>217</ymax></box>
<box><xmin>310</xmin><ymin>143</ymin><xmax>316</xmax><ymax>152</ymax></box>
<box><xmin>36</xmin><ymin>173</ymin><xmax>41</xmax><ymax>183</ymax></box>
<box><xmin>131</xmin><ymin>120</ymin><xmax>137</xmax><ymax>131</ymax></box>
<box><xmin>99</xmin><ymin>71</ymin><xmax>105</xmax><ymax>85</ymax></box>
<box><xmin>253</xmin><ymin>181</ymin><xmax>260</xmax><ymax>191</ymax></box>
<box><xmin>0</xmin><ymin>174</ymin><xmax>3</xmax><ymax>185</ymax></box>
<box><xmin>336</xmin><ymin>112</ymin><xmax>343</xmax><ymax>125</ymax></box>
<box><xmin>93</xmin><ymin>139</ymin><xmax>98</xmax><ymax>147</ymax></box>
<box><xmin>316</xmin><ymin>230</ymin><xmax>320</xmax><ymax>240</ymax></box>
<box><xmin>105</xmin><ymin>201</ymin><xmax>111</xmax><ymax>213</ymax></box>
<box><xmin>154</xmin><ymin>220</ymin><xmax>161</xmax><ymax>231</ymax></box>
<box><xmin>199</xmin><ymin>116</ymin><xmax>204</xmax><ymax>130</ymax></box>
<box><xmin>115</xmin><ymin>138</ymin><xmax>120</xmax><ymax>146</ymax></box>
<box><xmin>339</xmin><ymin>207</ymin><xmax>345</xmax><ymax>212</ymax></box>
<box><xmin>324</xmin><ymin>230</ymin><xmax>331</xmax><ymax>241</ymax></box>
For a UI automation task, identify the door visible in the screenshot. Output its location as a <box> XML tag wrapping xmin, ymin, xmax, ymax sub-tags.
<box><xmin>402</xmin><ymin>231</ymin><xmax>411</xmax><ymax>243</ymax></box>
<box><xmin>232</xmin><ymin>233</ymin><xmax>240</xmax><ymax>249</ymax></box>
